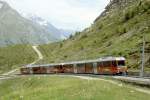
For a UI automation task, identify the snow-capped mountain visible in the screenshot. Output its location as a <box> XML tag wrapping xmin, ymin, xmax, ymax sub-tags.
<box><xmin>22</xmin><ymin>13</ymin><xmax>74</xmax><ymax>39</ymax></box>
<box><xmin>0</xmin><ymin>1</ymin><xmax>62</xmax><ymax>46</ymax></box>
<box><xmin>0</xmin><ymin>0</ymin><xmax>75</xmax><ymax>47</ymax></box>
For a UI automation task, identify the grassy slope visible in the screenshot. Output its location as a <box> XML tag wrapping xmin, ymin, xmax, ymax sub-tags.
<box><xmin>38</xmin><ymin>0</ymin><xmax>150</xmax><ymax>70</ymax></box>
<box><xmin>0</xmin><ymin>45</ymin><xmax>37</xmax><ymax>74</ymax></box>
<box><xmin>0</xmin><ymin>76</ymin><xmax>150</xmax><ymax>100</ymax></box>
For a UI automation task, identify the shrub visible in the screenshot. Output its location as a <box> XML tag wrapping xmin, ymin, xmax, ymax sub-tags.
<box><xmin>93</xmin><ymin>40</ymin><xmax>97</xmax><ymax>44</ymax></box>
<box><xmin>69</xmin><ymin>34</ymin><xmax>73</xmax><ymax>39</ymax></box>
<box><xmin>123</xmin><ymin>9</ymin><xmax>135</xmax><ymax>22</ymax></box>
<box><xmin>81</xmin><ymin>34</ymin><xmax>88</xmax><ymax>39</ymax></box>
<box><xmin>75</xmin><ymin>32</ymin><xmax>81</xmax><ymax>36</ymax></box>
<box><xmin>64</xmin><ymin>55</ymin><xmax>68</xmax><ymax>58</ymax></box>
<box><xmin>98</xmin><ymin>23</ymin><xmax>103</xmax><ymax>30</ymax></box>
<box><xmin>80</xmin><ymin>45</ymin><xmax>84</xmax><ymax>50</ymax></box>
<box><xmin>106</xmin><ymin>41</ymin><xmax>112</xmax><ymax>47</ymax></box>
<box><xmin>139</xmin><ymin>0</ymin><xmax>150</xmax><ymax>12</ymax></box>
<box><xmin>116</xmin><ymin>26</ymin><xmax>127</xmax><ymax>35</ymax></box>
<box><xmin>59</xmin><ymin>43</ymin><xmax>63</xmax><ymax>48</ymax></box>
<box><xmin>122</xmin><ymin>2</ymin><xmax>140</xmax><ymax>22</ymax></box>
<box><xmin>118</xmin><ymin>52</ymin><xmax>123</xmax><ymax>56</ymax></box>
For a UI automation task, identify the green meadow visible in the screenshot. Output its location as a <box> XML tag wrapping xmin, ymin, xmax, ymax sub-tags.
<box><xmin>0</xmin><ymin>75</ymin><xmax>149</xmax><ymax>100</ymax></box>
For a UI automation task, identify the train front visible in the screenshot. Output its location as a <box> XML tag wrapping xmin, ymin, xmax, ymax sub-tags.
<box><xmin>116</xmin><ymin>57</ymin><xmax>128</xmax><ymax>75</ymax></box>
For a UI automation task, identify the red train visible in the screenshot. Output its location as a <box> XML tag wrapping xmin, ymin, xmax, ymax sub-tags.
<box><xmin>20</xmin><ymin>57</ymin><xmax>128</xmax><ymax>75</ymax></box>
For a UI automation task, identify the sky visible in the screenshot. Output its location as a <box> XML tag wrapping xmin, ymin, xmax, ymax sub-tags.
<box><xmin>4</xmin><ymin>0</ymin><xmax>109</xmax><ymax>30</ymax></box>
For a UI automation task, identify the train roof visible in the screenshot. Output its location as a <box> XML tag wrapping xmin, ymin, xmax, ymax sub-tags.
<box><xmin>25</xmin><ymin>57</ymin><xmax>125</xmax><ymax>68</ymax></box>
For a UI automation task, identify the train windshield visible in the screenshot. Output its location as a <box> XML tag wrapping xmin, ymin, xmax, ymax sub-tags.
<box><xmin>117</xmin><ymin>60</ymin><xmax>125</xmax><ymax>67</ymax></box>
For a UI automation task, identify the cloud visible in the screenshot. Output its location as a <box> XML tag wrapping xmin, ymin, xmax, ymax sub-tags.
<box><xmin>4</xmin><ymin>0</ymin><xmax>109</xmax><ymax>30</ymax></box>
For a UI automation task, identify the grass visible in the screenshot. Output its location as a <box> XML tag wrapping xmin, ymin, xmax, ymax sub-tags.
<box><xmin>38</xmin><ymin>0</ymin><xmax>150</xmax><ymax>71</ymax></box>
<box><xmin>0</xmin><ymin>44</ymin><xmax>37</xmax><ymax>74</ymax></box>
<box><xmin>0</xmin><ymin>75</ymin><xmax>150</xmax><ymax>100</ymax></box>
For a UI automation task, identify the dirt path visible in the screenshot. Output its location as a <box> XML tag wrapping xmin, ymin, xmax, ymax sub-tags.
<box><xmin>0</xmin><ymin>45</ymin><xmax>43</xmax><ymax>79</ymax></box>
<box><xmin>29</xmin><ymin>45</ymin><xmax>43</xmax><ymax>65</ymax></box>
<box><xmin>73</xmin><ymin>75</ymin><xmax>150</xmax><ymax>94</ymax></box>
<box><xmin>2</xmin><ymin>69</ymin><xmax>19</xmax><ymax>76</ymax></box>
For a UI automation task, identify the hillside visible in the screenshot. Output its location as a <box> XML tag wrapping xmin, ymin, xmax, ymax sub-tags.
<box><xmin>0</xmin><ymin>45</ymin><xmax>37</xmax><ymax>74</ymax></box>
<box><xmin>0</xmin><ymin>1</ymin><xmax>61</xmax><ymax>46</ymax></box>
<box><xmin>38</xmin><ymin>0</ymin><xmax>150</xmax><ymax>70</ymax></box>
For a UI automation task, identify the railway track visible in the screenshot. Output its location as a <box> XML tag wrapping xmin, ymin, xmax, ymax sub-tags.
<box><xmin>50</xmin><ymin>73</ymin><xmax>150</xmax><ymax>87</ymax></box>
<box><xmin>113</xmin><ymin>76</ymin><xmax>150</xmax><ymax>87</ymax></box>
<box><xmin>1</xmin><ymin>72</ymin><xmax>150</xmax><ymax>88</ymax></box>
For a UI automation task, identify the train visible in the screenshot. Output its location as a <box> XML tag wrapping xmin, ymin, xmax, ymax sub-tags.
<box><xmin>20</xmin><ymin>57</ymin><xmax>128</xmax><ymax>75</ymax></box>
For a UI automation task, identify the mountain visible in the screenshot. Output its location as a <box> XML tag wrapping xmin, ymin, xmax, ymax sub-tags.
<box><xmin>59</xmin><ymin>29</ymin><xmax>75</xmax><ymax>39</ymax></box>
<box><xmin>24</xmin><ymin>14</ymin><xmax>75</xmax><ymax>39</ymax></box>
<box><xmin>26</xmin><ymin>15</ymin><xmax>63</xmax><ymax>38</ymax></box>
<box><xmin>38</xmin><ymin>0</ymin><xmax>150</xmax><ymax>70</ymax></box>
<box><xmin>0</xmin><ymin>1</ymin><xmax>61</xmax><ymax>46</ymax></box>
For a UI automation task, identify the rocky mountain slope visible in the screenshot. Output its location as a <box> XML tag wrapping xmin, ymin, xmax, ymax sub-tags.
<box><xmin>38</xmin><ymin>0</ymin><xmax>150</xmax><ymax>70</ymax></box>
<box><xmin>0</xmin><ymin>1</ymin><xmax>61</xmax><ymax>46</ymax></box>
<box><xmin>27</xmin><ymin>15</ymin><xmax>73</xmax><ymax>39</ymax></box>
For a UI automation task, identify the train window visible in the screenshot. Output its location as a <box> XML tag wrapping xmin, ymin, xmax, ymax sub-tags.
<box><xmin>97</xmin><ymin>62</ymin><xmax>103</xmax><ymax>67</ymax></box>
<box><xmin>112</xmin><ymin>61</ymin><xmax>117</xmax><ymax>67</ymax></box>
<box><xmin>85</xmin><ymin>63</ymin><xmax>93</xmax><ymax>67</ymax></box>
<box><xmin>103</xmin><ymin>61</ymin><xmax>111</xmax><ymax>67</ymax></box>
<box><xmin>33</xmin><ymin>67</ymin><xmax>40</xmax><ymax>72</ymax></box>
<box><xmin>60</xmin><ymin>66</ymin><xmax>63</xmax><ymax>69</ymax></box>
<box><xmin>77</xmin><ymin>64</ymin><xmax>85</xmax><ymax>67</ymax></box>
<box><xmin>118</xmin><ymin>60</ymin><xmax>125</xmax><ymax>66</ymax></box>
<box><xmin>65</xmin><ymin>64</ymin><xmax>73</xmax><ymax>68</ymax></box>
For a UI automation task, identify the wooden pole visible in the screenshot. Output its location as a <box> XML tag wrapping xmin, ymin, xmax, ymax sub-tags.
<box><xmin>140</xmin><ymin>36</ymin><xmax>145</xmax><ymax>77</ymax></box>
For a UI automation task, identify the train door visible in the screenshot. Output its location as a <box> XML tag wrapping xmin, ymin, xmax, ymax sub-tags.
<box><xmin>32</xmin><ymin>67</ymin><xmax>41</xmax><ymax>74</ymax></box>
<box><xmin>77</xmin><ymin>63</ymin><xmax>85</xmax><ymax>74</ymax></box>
<box><xmin>111</xmin><ymin>60</ymin><xmax>118</xmax><ymax>74</ymax></box>
<box><xmin>85</xmin><ymin>63</ymin><xmax>94</xmax><ymax>74</ymax></box>
<box><xmin>97</xmin><ymin>61</ymin><xmax>112</xmax><ymax>74</ymax></box>
<box><xmin>47</xmin><ymin>66</ymin><xmax>55</xmax><ymax>74</ymax></box>
<box><xmin>102</xmin><ymin>61</ymin><xmax>112</xmax><ymax>74</ymax></box>
<box><xmin>40</xmin><ymin>67</ymin><xmax>47</xmax><ymax>74</ymax></box>
<box><xmin>97</xmin><ymin>62</ymin><xmax>103</xmax><ymax>74</ymax></box>
<box><xmin>53</xmin><ymin>65</ymin><xmax>62</xmax><ymax>73</ymax></box>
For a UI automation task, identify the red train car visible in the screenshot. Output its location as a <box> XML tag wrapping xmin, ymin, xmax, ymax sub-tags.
<box><xmin>62</xmin><ymin>64</ymin><xmax>74</xmax><ymax>73</ymax></box>
<box><xmin>20</xmin><ymin>57</ymin><xmax>127</xmax><ymax>75</ymax></box>
<box><xmin>20</xmin><ymin>67</ymin><xmax>30</xmax><ymax>74</ymax></box>
<box><xmin>75</xmin><ymin>63</ymin><xmax>94</xmax><ymax>74</ymax></box>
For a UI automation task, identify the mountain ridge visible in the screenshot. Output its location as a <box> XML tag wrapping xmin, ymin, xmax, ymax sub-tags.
<box><xmin>38</xmin><ymin>0</ymin><xmax>150</xmax><ymax>70</ymax></box>
<box><xmin>0</xmin><ymin>1</ymin><xmax>62</xmax><ymax>46</ymax></box>
<box><xmin>22</xmin><ymin>14</ymin><xmax>75</xmax><ymax>39</ymax></box>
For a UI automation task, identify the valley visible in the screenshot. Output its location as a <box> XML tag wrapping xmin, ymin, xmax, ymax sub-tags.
<box><xmin>0</xmin><ymin>1</ymin><xmax>72</xmax><ymax>46</ymax></box>
<box><xmin>0</xmin><ymin>0</ymin><xmax>150</xmax><ymax>99</ymax></box>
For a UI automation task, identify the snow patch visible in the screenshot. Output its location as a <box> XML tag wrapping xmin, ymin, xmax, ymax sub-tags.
<box><xmin>21</xmin><ymin>13</ymin><xmax>49</xmax><ymax>26</ymax></box>
<box><xmin>38</xmin><ymin>20</ymin><xmax>48</xmax><ymax>26</ymax></box>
